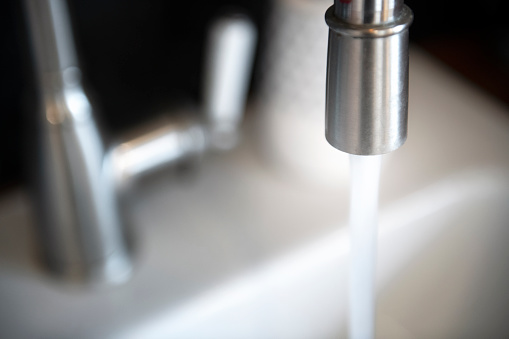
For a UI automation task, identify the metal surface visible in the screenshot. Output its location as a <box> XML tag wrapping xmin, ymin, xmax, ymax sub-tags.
<box><xmin>25</xmin><ymin>0</ymin><xmax>78</xmax><ymax>73</ymax></box>
<box><xmin>112</xmin><ymin>116</ymin><xmax>207</xmax><ymax>185</ymax></box>
<box><xmin>26</xmin><ymin>0</ymin><xmax>132</xmax><ymax>284</ymax></box>
<box><xmin>325</xmin><ymin>1</ymin><xmax>413</xmax><ymax>155</ymax></box>
<box><xmin>203</xmin><ymin>15</ymin><xmax>257</xmax><ymax>151</ymax></box>
<box><xmin>33</xmin><ymin>71</ymin><xmax>134</xmax><ymax>284</ymax></box>
<box><xmin>334</xmin><ymin>0</ymin><xmax>403</xmax><ymax>25</ymax></box>
<box><xmin>24</xmin><ymin>0</ymin><xmax>255</xmax><ymax>284</ymax></box>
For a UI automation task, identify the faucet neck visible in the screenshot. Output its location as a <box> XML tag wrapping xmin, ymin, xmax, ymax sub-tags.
<box><xmin>334</xmin><ymin>0</ymin><xmax>403</xmax><ymax>25</ymax></box>
<box><xmin>26</xmin><ymin>0</ymin><xmax>79</xmax><ymax>77</ymax></box>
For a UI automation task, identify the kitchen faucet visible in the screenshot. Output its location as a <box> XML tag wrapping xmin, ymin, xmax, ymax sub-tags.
<box><xmin>324</xmin><ymin>2</ymin><xmax>413</xmax><ymax>338</ymax></box>
<box><xmin>25</xmin><ymin>0</ymin><xmax>256</xmax><ymax>285</ymax></box>
<box><xmin>325</xmin><ymin>0</ymin><xmax>413</xmax><ymax>155</ymax></box>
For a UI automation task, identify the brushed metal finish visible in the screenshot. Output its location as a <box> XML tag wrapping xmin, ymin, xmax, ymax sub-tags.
<box><xmin>334</xmin><ymin>0</ymin><xmax>403</xmax><ymax>25</ymax></box>
<box><xmin>325</xmin><ymin>3</ymin><xmax>413</xmax><ymax>155</ymax></box>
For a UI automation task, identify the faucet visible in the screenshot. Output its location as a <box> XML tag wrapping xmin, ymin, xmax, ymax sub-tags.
<box><xmin>324</xmin><ymin>2</ymin><xmax>413</xmax><ymax>338</ymax></box>
<box><xmin>325</xmin><ymin>0</ymin><xmax>413</xmax><ymax>155</ymax></box>
<box><xmin>25</xmin><ymin>0</ymin><xmax>256</xmax><ymax>285</ymax></box>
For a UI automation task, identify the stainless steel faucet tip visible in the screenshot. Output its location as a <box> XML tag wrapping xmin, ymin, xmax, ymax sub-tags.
<box><xmin>325</xmin><ymin>0</ymin><xmax>413</xmax><ymax>155</ymax></box>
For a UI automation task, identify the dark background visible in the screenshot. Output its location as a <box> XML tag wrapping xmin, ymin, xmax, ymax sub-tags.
<box><xmin>1</xmin><ymin>0</ymin><xmax>509</xmax><ymax>191</ymax></box>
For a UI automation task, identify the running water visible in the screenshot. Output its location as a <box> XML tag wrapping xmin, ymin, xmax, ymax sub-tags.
<box><xmin>348</xmin><ymin>154</ymin><xmax>382</xmax><ymax>339</ymax></box>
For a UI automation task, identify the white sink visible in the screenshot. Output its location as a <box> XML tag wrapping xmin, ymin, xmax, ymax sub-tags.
<box><xmin>1</xmin><ymin>49</ymin><xmax>509</xmax><ymax>338</ymax></box>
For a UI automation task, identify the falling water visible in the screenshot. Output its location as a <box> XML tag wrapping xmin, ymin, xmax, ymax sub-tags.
<box><xmin>348</xmin><ymin>154</ymin><xmax>382</xmax><ymax>339</ymax></box>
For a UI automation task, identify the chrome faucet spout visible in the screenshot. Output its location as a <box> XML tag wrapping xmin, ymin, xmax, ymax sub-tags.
<box><xmin>325</xmin><ymin>0</ymin><xmax>413</xmax><ymax>155</ymax></box>
<box><xmin>334</xmin><ymin>0</ymin><xmax>404</xmax><ymax>25</ymax></box>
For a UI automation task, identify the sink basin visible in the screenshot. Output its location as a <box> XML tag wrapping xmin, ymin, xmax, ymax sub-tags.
<box><xmin>1</xmin><ymin>49</ymin><xmax>509</xmax><ymax>338</ymax></box>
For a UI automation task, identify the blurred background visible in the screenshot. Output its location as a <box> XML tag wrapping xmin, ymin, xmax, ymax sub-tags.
<box><xmin>1</xmin><ymin>0</ymin><xmax>509</xmax><ymax>192</ymax></box>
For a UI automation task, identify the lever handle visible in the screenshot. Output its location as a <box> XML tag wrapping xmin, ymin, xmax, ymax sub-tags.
<box><xmin>203</xmin><ymin>14</ymin><xmax>257</xmax><ymax>150</ymax></box>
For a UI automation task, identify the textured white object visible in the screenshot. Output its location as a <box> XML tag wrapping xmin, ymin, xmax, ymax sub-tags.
<box><xmin>255</xmin><ymin>0</ymin><xmax>350</xmax><ymax>187</ymax></box>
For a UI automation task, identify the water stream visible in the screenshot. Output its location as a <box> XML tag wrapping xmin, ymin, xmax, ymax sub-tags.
<box><xmin>348</xmin><ymin>154</ymin><xmax>383</xmax><ymax>339</ymax></box>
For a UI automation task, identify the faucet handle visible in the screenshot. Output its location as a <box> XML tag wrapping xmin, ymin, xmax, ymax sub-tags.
<box><xmin>202</xmin><ymin>14</ymin><xmax>257</xmax><ymax>151</ymax></box>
